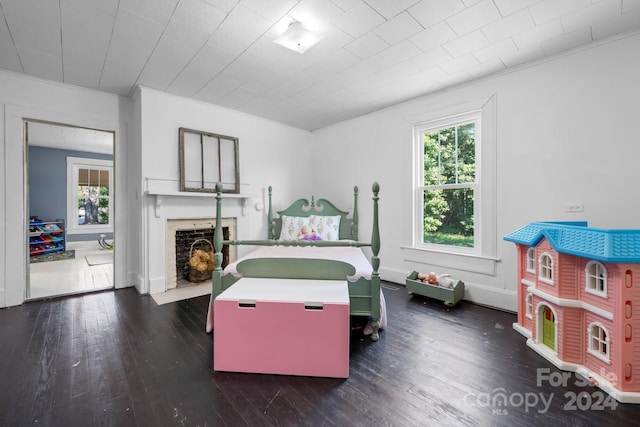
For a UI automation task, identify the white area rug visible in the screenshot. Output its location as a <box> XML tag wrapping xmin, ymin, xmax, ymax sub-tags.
<box><xmin>151</xmin><ymin>282</ymin><xmax>211</xmax><ymax>305</ymax></box>
<box><xmin>85</xmin><ymin>253</ymin><xmax>113</xmax><ymax>266</ymax></box>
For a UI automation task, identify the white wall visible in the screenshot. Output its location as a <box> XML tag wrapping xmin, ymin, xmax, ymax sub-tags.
<box><xmin>0</xmin><ymin>71</ymin><xmax>131</xmax><ymax>308</ymax></box>
<box><xmin>311</xmin><ymin>31</ymin><xmax>640</xmax><ymax>312</ymax></box>
<box><xmin>136</xmin><ymin>88</ymin><xmax>314</xmax><ymax>294</ymax></box>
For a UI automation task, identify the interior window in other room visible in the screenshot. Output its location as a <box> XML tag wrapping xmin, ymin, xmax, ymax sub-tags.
<box><xmin>415</xmin><ymin>112</ymin><xmax>479</xmax><ymax>252</ymax></box>
<box><xmin>67</xmin><ymin>157</ymin><xmax>113</xmax><ymax>235</ymax></box>
<box><xmin>585</xmin><ymin>261</ymin><xmax>607</xmax><ymax>297</ymax></box>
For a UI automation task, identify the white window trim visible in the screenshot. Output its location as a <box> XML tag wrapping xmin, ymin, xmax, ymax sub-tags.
<box><xmin>538</xmin><ymin>252</ymin><xmax>554</xmax><ymax>285</ymax></box>
<box><xmin>525</xmin><ymin>293</ymin><xmax>533</xmax><ymax>319</ymax></box>
<box><xmin>585</xmin><ymin>261</ymin><xmax>608</xmax><ymax>298</ymax></box>
<box><xmin>526</xmin><ymin>247</ymin><xmax>536</xmax><ymax>273</ymax></box>
<box><xmin>408</xmin><ymin>95</ymin><xmax>497</xmax><ymax>271</ymax></box>
<box><xmin>587</xmin><ymin>322</ymin><xmax>611</xmax><ymax>363</ymax></box>
<box><xmin>66</xmin><ymin>156</ymin><xmax>113</xmax><ymax>235</ymax></box>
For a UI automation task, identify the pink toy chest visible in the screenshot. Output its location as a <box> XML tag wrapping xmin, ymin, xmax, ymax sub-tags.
<box><xmin>213</xmin><ymin>278</ymin><xmax>350</xmax><ymax>378</ymax></box>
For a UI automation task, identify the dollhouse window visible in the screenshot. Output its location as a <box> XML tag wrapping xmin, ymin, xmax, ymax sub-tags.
<box><xmin>585</xmin><ymin>261</ymin><xmax>607</xmax><ymax>297</ymax></box>
<box><xmin>525</xmin><ymin>294</ymin><xmax>533</xmax><ymax>319</ymax></box>
<box><xmin>588</xmin><ymin>323</ymin><xmax>610</xmax><ymax>363</ymax></box>
<box><xmin>526</xmin><ymin>247</ymin><xmax>535</xmax><ymax>273</ymax></box>
<box><xmin>538</xmin><ymin>253</ymin><xmax>554</xmax><ymax>284</ymax></box>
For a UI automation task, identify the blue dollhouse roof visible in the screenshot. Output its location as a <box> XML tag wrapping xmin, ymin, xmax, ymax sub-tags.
<box><xmin>503</xmin><ymin>221</ymin><xmax>640</xmax><ymax>263</ymax></box>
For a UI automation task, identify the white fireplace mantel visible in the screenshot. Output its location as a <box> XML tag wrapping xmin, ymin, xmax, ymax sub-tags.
<box><xmin>145</xmin><ymin>178</ymin><xmax>252</xmax><ymax>217</ymax></box>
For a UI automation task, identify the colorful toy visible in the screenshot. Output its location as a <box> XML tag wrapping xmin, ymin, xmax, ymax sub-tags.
<box><xmin>297</xmin><ymin>225</ymin><xmax>321</xmax><ymax>241</ymax></box>
<box><xmin>504</xmin><ymin>221</ymin><xmax>640</xmax><ymax>403</ymax></box>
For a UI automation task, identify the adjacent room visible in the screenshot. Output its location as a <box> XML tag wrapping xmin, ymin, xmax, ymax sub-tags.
<box><xmin>1</xmin><ymin>1</ymin><xmax>640</xmax><ymax>425</ymax></box>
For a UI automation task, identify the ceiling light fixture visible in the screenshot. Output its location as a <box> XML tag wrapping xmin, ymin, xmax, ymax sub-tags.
<box><xmin>273</xmin><ymin>21</ymin><xmax>322</xmax><ymax>54</ymax></box>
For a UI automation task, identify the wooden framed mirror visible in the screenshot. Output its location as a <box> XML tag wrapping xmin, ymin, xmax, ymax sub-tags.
<box><xmin>178</xmin><ymin>127</ymin><xmax>240</xmax><ymax>193</ymax></box>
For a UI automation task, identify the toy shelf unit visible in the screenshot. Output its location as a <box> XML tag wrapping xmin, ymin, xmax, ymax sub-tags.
<box><xmin>29</xmin><ymin>217</ymin><xmax>66</xmax><ymax>257</ymax></box>
<box><xmin>406</xmin><ymin>271</ymin><xmax>465</xmax><ymax>307</ymax></box>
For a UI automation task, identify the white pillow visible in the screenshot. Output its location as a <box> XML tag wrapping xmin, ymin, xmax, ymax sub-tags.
<box><xmin>279</xmin><ymin>215</ymin><xmax>310</xmax><ymax>240</ymax></box>
<box><xmin>309</xmin><ymin>215</ymin><xmax>341</xmax><ymax>241</ymax></box>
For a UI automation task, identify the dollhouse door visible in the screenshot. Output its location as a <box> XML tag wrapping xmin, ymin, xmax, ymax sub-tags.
<box><xmin>542</xmin><ymin>306</ymin><xmax>556</xmax><ymax>351</ymax></box>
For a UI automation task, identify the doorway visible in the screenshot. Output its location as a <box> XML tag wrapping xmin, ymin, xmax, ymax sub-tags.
<box><xmin>25</xmin><ymin>120</ymin><xmax>115</xmax><ymax>300</ymax></box>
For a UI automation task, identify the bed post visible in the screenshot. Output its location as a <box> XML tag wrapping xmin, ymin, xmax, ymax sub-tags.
<box><xmin>212</xmin><ymin>183</ymin><xmax>224</xmax><ymax>297</ymax></box>
<box><xmin>267</xmin><ymin>186</ymin><xmax>274</xmax><ymax>240</ymax></box>
<box><xmin>370</xmin><ymin>182</ymin><xmax>381</xmax><ymax>341</ymax></box>
<box><xmin>352</xmin><ymin>186</ymin><xmax>359</xmax><ymax>241</ymax></box>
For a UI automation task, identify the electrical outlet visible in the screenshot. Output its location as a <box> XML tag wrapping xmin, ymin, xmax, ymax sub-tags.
<box><xmin>564</xmin><ymin>203</ymin><xmax>584</xmax><ymax>213</ymax></box>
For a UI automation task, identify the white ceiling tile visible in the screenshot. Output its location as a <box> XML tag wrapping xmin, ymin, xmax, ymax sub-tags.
<box><xmin>344</xmin><ymin>32</ymin><xmax>389</xmax><ymax>58</ymax></box>
<box><xmin>99</xmin><ymin>10</ymin><xmax>164</xmax><ymax>93</ymax></box>
<box><xmin>363</xmin><ymin>0</ymin><xmax>421</xmax><ymax>19</ymax></box>
<box><xmin>446</xmin><ymin>0</ymin><xmax>502</xmax><ymax>36</ymax></box>
<box><xmin>409</xmin><ymin>22</ymin><xmax>458</xmax><ymax>52</ymax></box>
<box><xmin>499</xmin><ymin>43</ymin><xmax>545</xmax><ymax>67</ymax></box>
<box><xmin>60</xmin><ymin>3</ymin><xmax>115</xmax><ymax>70</ymax></box>
<box><xmin>378</xmin><ymin>39</ymin><xmax>422</xmax><ymax>63</ymax></box>
<box><xmin>166</xmin><ymin>53</ymin><xmax>231</xmax><ymax>97</ymax></box>
<box><xmin>408</xmin><ymin>0</ymin><xmax>465</xmax><ymax>29</ymax></box>
<box><xmin>163</xmin><ymin>0</ymin><xmax>228</xmax><ymax>47</ymax></box>
<box><xmin>472</xmin><ymin>37</ymin><xmax>518</xmax><ymax>62</ymax></box>
<box><xmin>2</xmin><ymin>0</ymin><xmax>61</xmax><ymax>55</ymax></box>
<box><xmin>194</xmin><ymin>72</ymin><xmax>243</xmax><ymax>103</ymax></box>
<box><xmin>240</xmin><ymin>0</ymin><xmax>297</xmax><ymax>22</ymax></box>
<box><xmin>481</xmin><ymin>9</ymin><xmax>536</xmax><ymax>43</ymax></box>
<box><xmin>202</xmin><ymin>0</ymin><xmax>241</xmax><ymax>13</ymax></box>
<box><xmin>592</xmin><ymin>6</ymin><xmax>640</xmax><ymax>39</ymax></box>
<box><xmin>136</xmin><ymin>36</ymin><xmax>200</xmax><ymax>90</ymax></box>
<box><xmin>528</xmin><ymin>0</ymin><xmax>592</xmax><ymax>25</ymax></box>
<box><xmin>541</xmin><ymin>26</ymin><xmax>593</xmax><ymax>56</ymax></box>
<box><xmin>410</xmin><ymin>46</ymin><xmax>453</xmax><ymax>70</ymax></box>
<box><xmin>373</xmin><ymin>12</ymin><xmax>423</xmax><ymax>45</ymax></box>
<box><xmin>118</xmin><ymin>0</ymin><xmax>178</xmax><ymax>25</ymax></box>
<box><xmin>331</xmin><ymin>1</ymin><xmax>385</xmax><ymax>38</ymax></box>
<box><xmin>331</xmin><ymin>0</ymin><xmax>360</xmax><ymax>12</ymax></box>
<box><xmin>17</xmin><ymin>48</ymin><xmax>63</xmax><ymax>81</ymax></box>
<box><xmin>439</xmin><ymin>54</ymin><xmax>480</xmax><ymax>74</ymax></box>
<box><xmin>62</xmin><ymin>0</ymin><xmax>119</xmax><ymax>17</ymax></box>
<box><xmin>561</xmin><ymin>0</ymin><xmax>623</xmax><ymax>33</ymax></box>
<box><xmin>217</xmin><ymin>85</ymin><xmax>259</xmax><ymax>109</ymax></box>
<box><xmin>214</xmin><ymin>3</ymin><xmax>272</xmax><ymax>44</ymax></box>
<box><xmin>442</xmin><ymin>29</ymin><xmax>490</xmax><ymax>57</ymax></box>
<box><xmin>512</xmin><ymin>20</ymin><xmax>564</xmax><ymax>49</ymax></box>
<box><xmin>492</xmin><ymin>0</ymin><xmax>540</xmax><ymax>17</ymax></box>
<box><xmin>64</xmin><ymin>62</ymin><xmax>102</xmax><ymax>89</ymax></box>
<box><xmin>0</xmin><ymin>8</ymin><xmax>22</xmax><ymax>73</ymax></box>
<box><xmin>289</xmin><ymin>0</ymin><xmax>345</xmax><ymax>32</ymax></box>
<box><xmin>466</xmin><ymin>58</ymin><xmax>506</xmax><ymax>78</ymax></box>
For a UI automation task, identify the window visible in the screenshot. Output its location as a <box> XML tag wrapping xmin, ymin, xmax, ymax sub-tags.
<box><xmin>588</xmin><ymin>323</ymin><xmax>610</xmax><ymax>362</ymax></box>
<box><xmin>66</xmin><ymin>157</ymin><xmax>113</xmax><ymax>235</ymax></box>
<box><xmin>526</xmin><ymin>247</ymin><xmax>536</xmax><ymax>273</ymax></box>
<box><xmin>539</xmin><ymin>253</ymin><xmax>554</xmax><ymax>284</ymax></box>
<box><xmin>586</xmin><ymin>261</ymin><xmax>607</xmax><ymax>297</ymax></box>
<box><xmin>415</xmin><ymin>111</ymin><xmax>479</xmax><ymax>252</ymax></box>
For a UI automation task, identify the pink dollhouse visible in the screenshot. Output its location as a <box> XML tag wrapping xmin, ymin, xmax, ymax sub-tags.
<box><xmin>504</xmin><ymin>221</ymin><xmax>640</xmax><ymax>403</ymax></box>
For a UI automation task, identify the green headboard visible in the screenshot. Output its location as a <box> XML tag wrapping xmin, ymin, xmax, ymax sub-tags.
<box><xmin>267</xmin><ymin>186</ymin><xmax>360</xmax><ymax>241</ymax></box>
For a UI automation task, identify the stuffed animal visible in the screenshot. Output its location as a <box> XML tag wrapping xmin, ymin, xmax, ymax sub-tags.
<box><xmin>417</xmin><ymin>272</ymin><xmax>439</xmax><ymax>285</ymax></box>
<box><xmin>437</xmin><ymin>274</ymin><xmax>455</xmax><ymax>289</ymax></box>
<box><xmin>298</xmin><ymin>225</ymin><xmax>321</xmax><ymax>241</ymax></box>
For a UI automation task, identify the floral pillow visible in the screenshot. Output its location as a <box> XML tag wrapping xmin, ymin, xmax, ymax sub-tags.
<box><xmin>279</xmin><ymin>215</ymin><xmax>310</xmax><ymax>240</ymax></box>
<box><xmin>309</xmin><ymin>215</ymin><xmax>341</xmax><ymax>241</ymax></box>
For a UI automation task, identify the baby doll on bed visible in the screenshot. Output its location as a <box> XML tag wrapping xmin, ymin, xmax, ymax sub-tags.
<box><xmin>298</xmin><ymin>225</ymin><xmax>322</xmax><ymax>241</ymax></box>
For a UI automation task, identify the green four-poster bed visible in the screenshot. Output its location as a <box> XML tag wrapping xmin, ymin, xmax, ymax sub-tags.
<box><xmin>206</xmin><ymin>182</ymin><xmax>384</xmax><ymax>341</ymax></box>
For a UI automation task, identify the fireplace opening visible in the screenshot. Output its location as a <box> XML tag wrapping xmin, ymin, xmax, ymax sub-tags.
<box><xmin>175</xmin><ymin>227</ymin><xmax>229</xmax><ymax>287</ymax></box>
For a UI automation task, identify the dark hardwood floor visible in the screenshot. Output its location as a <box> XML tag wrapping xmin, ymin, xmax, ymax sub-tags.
<box><xmin>1</xmin><ymin>282</ymin><xmax>639</xmax><ymax>427</ymax></box>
